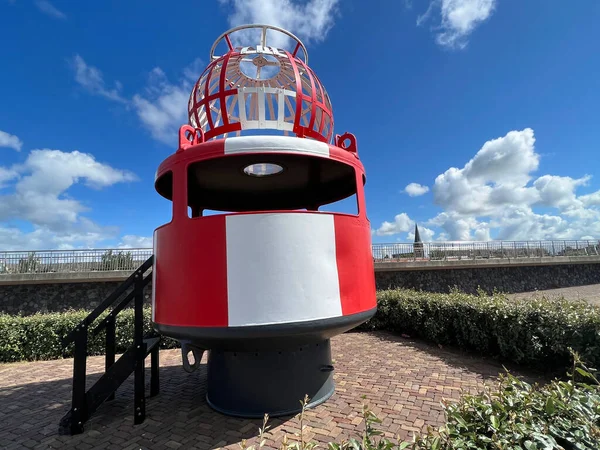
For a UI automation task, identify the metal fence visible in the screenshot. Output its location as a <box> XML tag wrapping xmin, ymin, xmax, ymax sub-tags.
<box><xmin>0</xmin><ymin>248</ymin><xmax>153</xmax><ymax>275</ymax></box>
<box><xmin>372</xmin><ymin>240</ymin><xmax>600</xmax><ymax>262</ymax></box>
<box><xmin>1</xmin><ymin>240</ymin><xmax>599</xmax><ymax>275</ymax></box>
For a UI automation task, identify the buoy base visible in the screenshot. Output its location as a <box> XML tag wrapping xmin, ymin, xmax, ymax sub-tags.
<box><xmin>206</xmin><ymin>339</ymin><xmax>335</xmax><ymax>418</ymax></box>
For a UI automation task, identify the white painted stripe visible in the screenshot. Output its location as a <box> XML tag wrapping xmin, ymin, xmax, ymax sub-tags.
<box><xmin>224</xmin><ymin>135</ymin><xmax>330</xmax><ymax>158</ymax></box>
<box><xmin>225</xmin><ymin>213</ymin><xmax>342</xmax><ymax>327</ymax></box>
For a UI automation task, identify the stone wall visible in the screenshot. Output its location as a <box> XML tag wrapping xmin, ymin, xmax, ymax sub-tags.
<box><xmin>1</xmin><ymin>260</ymin><xmax>600</xmax><ymax>315</ymax></box>
<box><xmin>0</xmin><ymin>281</ymin><xmax>152</xmax><ymax>315</ymax></box>
<box><xmin>375</xmin><ymin>263</ymin><xmax>600</xmax><ymax>294</ymax></box>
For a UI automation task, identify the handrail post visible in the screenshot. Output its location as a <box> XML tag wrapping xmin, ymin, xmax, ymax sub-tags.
<box><xmin>105</xmin><ymin>314</ymin><xmax>116</xmax><ymax>401</ymax></box>
<box><xmin>150</xmin><ymin>345</ymin><xmax>160</xmax><ymax>397</ymax></box>
<box><xmin>133</xmin><ymin>270</ymin><xmax>146</xmax><ymax>425</ymax></box>
<box><xmin>70</xmin><ymin>326</ymin><xmax>87</xmax><ymax>435</ymax></box>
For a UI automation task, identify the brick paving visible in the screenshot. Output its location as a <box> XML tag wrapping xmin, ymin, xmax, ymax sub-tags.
<box><xmin>0</xmin><ymin>331</ymin><xmax>515</xmax><ymax>449</ymax></box>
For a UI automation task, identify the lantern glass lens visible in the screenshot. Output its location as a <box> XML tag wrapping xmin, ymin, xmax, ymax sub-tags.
<box><xmin>243</xmin><ymin>163</ymin><xmax>284</xmax><ymax>177</ymax></box>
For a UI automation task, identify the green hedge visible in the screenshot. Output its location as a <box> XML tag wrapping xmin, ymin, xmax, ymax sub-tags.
<box><xmin>362</xmin><ymin>289</ymin><xmax>600</xmax><ymax>371</ymax></box>
<box><xmin>0</xmin><ymin>307</ymin><xmax>178</xmax><ymax>363</ymax></box>
<box><xmin>2</xmin><ymin>289</ymin><xmax>600</xmax><ymax>369</ymax></box>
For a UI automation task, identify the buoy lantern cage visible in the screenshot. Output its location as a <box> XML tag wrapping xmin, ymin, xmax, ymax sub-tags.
<box><xmin>152</xmin><ymin>24</ymin><xmax>377</xmax><ymax>417</ymax></box>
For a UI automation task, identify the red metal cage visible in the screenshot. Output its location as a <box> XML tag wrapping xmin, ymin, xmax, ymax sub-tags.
<box><xmin>188</xmin><ymin>25</ymin><xmax>334</xmax><ymax>143</ymax></box>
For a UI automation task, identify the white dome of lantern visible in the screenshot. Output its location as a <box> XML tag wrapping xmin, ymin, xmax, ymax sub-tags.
<box><xmin>188</xmin><ymin>24</ymin><xmax>334</xmax><ymax>143</ymax></box>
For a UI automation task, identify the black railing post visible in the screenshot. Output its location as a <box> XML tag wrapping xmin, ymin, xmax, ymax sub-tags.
<box><xmin>133</xmin><ymin>270</ymin><xmax>146</xmax><ymax>425</ymax></box>
<box><xmin>105</xmin><ymin>314</ymin><xmax>116</xmax><ymax>401</ymax></box>
<box><xmin>70</xmin><ymin>326</ymin><xmax>87</xmax><ymax>435</ymax></box>
<box><xmin>150</xmin><ymin>345</ymin><xmax>160</xmax><ymax>397</ymax></box>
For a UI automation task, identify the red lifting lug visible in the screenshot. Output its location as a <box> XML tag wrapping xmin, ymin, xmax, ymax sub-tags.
<box><xmin>335</xmin><ymin>132</ymin><xmax>357</xmax><ymax>154</ymax></box>
<box><xmin>178</xmin><ymin>126</ymin><xmax>205</xmax><ymax>153</ymax></box>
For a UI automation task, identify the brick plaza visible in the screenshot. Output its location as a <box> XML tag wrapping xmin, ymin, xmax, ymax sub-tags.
<box><xmin>0</xmin><ymin>331</ymin><xmax>516</xmax><ymax>449</ymax></box>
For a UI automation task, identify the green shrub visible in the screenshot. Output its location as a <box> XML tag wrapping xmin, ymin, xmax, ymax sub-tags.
<box><xmin>361</xmin><ymin>289</ymin><xmax>600</xmax><ymax>371</ymax></box>
<box><xmin>418</xmin><ymin>354</ymin><xmax>600</xmax><ymax>449</ymax></box>
<box><xmin>3</xmin><ymin>288</ymin><xmax>600</xmax><ymax>369</ymax></box>
<box><xmin>0</xmin><ymin>307</ymin><xmax>178</xmax><ymax>363</ymax></box>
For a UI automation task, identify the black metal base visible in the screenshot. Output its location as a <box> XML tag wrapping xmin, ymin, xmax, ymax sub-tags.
<box><xmin>154</xmin><ymin>308</ymin><xmax>376</xmax><ymax>351</ymax></box>
<box><xmin>206</xmin><ymin>339</ymin><xmax>335</xmax><ymax>418</ymax></box>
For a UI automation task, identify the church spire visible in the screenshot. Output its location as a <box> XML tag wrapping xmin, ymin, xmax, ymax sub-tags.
<box><xmin>414</xmin><ymin>224</ymin><xmax>422</xmax><ymax>243</ymax></box>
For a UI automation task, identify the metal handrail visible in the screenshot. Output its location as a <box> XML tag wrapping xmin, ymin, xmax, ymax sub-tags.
<box><xmin>0</xmin><ymin>248</ymin><xmax>152</xmax><ymax>275</ymax></box>
<box><xmin>372</xmin><ymin>239</ymin><xmax>600</xmax><ymax>262</ymax></box>
<box><xmin>0</xmin><ymin>240</ymin><xmax>599</xmax><ymax>275</ymax></box>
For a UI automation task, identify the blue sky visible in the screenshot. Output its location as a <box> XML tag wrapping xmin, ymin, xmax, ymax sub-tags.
<box><xmin>1</xmin><ymin>0</ymin><xmax>600</xmax><ymax>250</ymax></box>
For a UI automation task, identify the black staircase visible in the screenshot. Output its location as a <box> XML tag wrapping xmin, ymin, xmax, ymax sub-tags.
<box><xmin>58</xmin><ymin>255</ymin><xmax>160</xmax><ymax>435</ymax></box>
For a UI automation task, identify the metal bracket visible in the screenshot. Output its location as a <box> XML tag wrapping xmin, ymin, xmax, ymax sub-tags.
<box><xmin>181</xmin><ymin>342</ymin><xmax>205</xmax><ymax>373</ymax></box>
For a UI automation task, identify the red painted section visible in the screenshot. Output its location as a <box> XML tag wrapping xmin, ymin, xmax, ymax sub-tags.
<box><xmin>334</xmin><ymin>152</ymin><xmax>376</xmax><ymax>316</ymax></box>
<box><xmin>153</xmin><ymin>215</ymin><xmax>229</xmax><ymax>327</ymax></box>
<box><xmin>334</xmin><ymin>219</ymin><xmax>376</xmax><ymax>315</ymax></box>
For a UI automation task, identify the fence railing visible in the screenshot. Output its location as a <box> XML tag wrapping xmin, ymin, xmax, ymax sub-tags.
<box><xmin>0</xmin><ymin>249</ymin><xmax>153</xmax><ymax>275</ymax></box>
<box><xmin>372</xmin><ymin>240</ymin><xmax>600</xmax><ymax>262</ymax></box>
<box><xmin>0</xmin><ymin>240</ymin><xmax>599</xmax><ymax>275</ymax></box>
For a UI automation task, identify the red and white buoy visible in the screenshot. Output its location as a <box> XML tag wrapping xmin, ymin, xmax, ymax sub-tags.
<box><xmin>152</xmin><ymin>24</ymin><xmax>377</xmax><ymax>417</ymax></box>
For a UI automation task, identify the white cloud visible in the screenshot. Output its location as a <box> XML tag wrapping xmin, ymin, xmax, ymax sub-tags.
<box><xmin>580</xmin><ymin>190</ymin><xmax>600</xmax><ymax>207</ymax></box>
<box><xmin>71</xmin><ymin>55</ymin><xmax>202</xmax><ymax>146</ymax></box>
<box><xmin>375</xmin><ymin>213</ymin><xmax>414</xmax><ymax>236</ymax></box>
<box><xmin>418</xmin><ymin>0</ymin><xmax>496</xmax><ymax>49</ymax></box>
<box><xmin>404</xmin><ymin>182</ymin><xmax>429</xmax><ymax>197</ymax></box>
<box><xmin>428</xmin><ymin>212</ymin><xmax>490</xmax><ymax>241</ymax></box>
<box><xmin>433</xmin><ymin>128</ymin><xmax>539</xmax><ymax>216</ymax></box>
<box><xmin>118</xmin><ymin>235</ymin><xmax>153</xmax><ymax>248</ymax></box>
<box><xmin>0</xmin><ymin>130</ymin><xmax>23</xmax><ymax>151</ymax></box>
<box><xmin>35</xmin><ymin>0</ymin><xmax>66</xmax><ymax>20</ymax></box>
<box><xmin>376</xmin><ymin>128</ymin><xmax>600</xmax><ymax>242</ymax></box>
<box><xmin>533</xmin><ymin>175</ymin><xmax>590</xmax><ymax>211</ymax></box>
<box><xmin>219</xmin><ymin>0</ymin><xmax>339</xmax><ymax>48</ymax></box>
<box><xmin>0</xmin><ymin>221</ymin><xmax>120</xmax><ymax>251</ymax></box>
<box><xmin>0</xmin><ymin>167</ymin><xmax>18</xmax><ymax>187</ymax></box>
<box><xmin>0</xmin><ymin>148</ymin><xmax>137</xmax><ymax>249</ymax></box>
<box><xmin>70</xmin><ymin>55</ymin><xmax>126</xmax><ymax>103</ymax></box>
<box><xmin>131</xmin><ymin>68</ymin><xmax>192</xmax><ymax>145</ymax></box>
